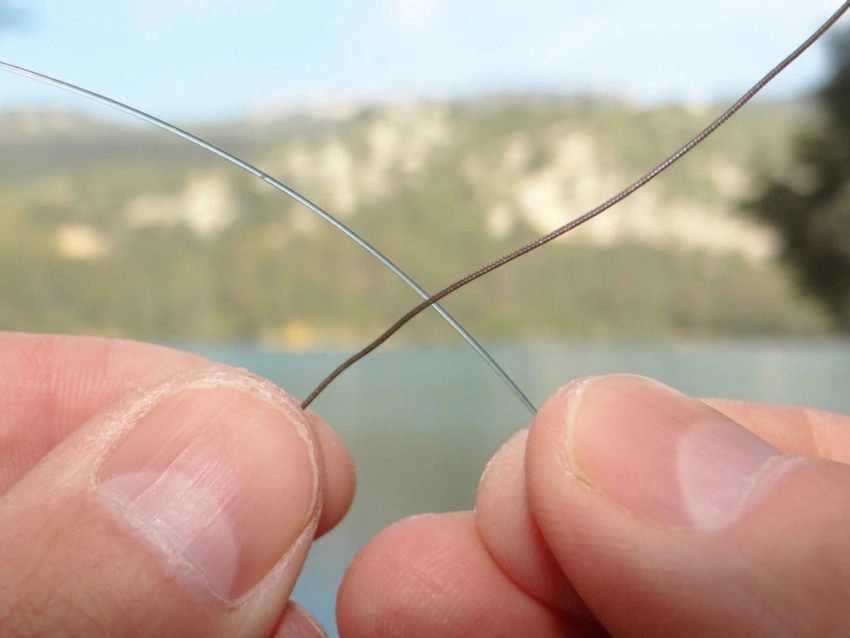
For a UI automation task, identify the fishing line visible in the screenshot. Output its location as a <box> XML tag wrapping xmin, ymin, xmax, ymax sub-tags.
<box><xmin>300</xmin><ymin>0</ymin><xmax>850</xmax><ymax>409</ymax></box>
<box><xmin>0</xmin><ymin>59</ymin><xmax>537</xmax><ymax>414</ymax></box>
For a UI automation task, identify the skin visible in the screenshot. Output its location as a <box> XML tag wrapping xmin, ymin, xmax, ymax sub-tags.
<box><xmin>1</xmin><ymin>332</ymin><xmax>850</xmax><ymax>636</ymax></box>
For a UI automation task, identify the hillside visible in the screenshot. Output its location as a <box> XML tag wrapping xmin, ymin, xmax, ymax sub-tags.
<box><xmin>0</xmin><ymin>95</ymin><xmax>831</xmax><ymax>346</ymax></box>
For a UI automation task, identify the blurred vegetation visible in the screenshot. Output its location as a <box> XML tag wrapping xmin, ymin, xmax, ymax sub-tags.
<box><xmin>749</xmin><ymin>29</ymin><xmax>850</xmax><ymax>331</ymax></box>
<box><xmin>0</xmin><ymin>94</ymin><xmax>832</xmax><ymax>346</ymax></box>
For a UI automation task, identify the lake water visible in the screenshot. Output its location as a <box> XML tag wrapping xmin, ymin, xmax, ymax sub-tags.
<box><xmin>187</xmin><ymin>340</ymin><xmax>850</xmax><ymax>636</ymax></box>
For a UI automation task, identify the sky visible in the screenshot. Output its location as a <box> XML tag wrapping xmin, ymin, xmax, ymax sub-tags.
<box><xmin>0</xmin><ymin>0</ymin><xmax>848</xmax><ymax>123</ymax></box>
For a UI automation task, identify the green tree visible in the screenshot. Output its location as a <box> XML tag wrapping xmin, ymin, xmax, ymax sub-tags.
<box><xmin>749</xmin><ymin>29</ymin><xmax>850</xmax><ymax>331</ymax></box>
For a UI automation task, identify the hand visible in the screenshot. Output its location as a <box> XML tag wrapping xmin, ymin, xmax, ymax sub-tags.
<box><xmin>5</xmin><ymin>333</ymin><xmax>849</xmax><ymax>637</ymax></box>
<box><xmin>0</xmin><ymin>332</ymin><xmax>354</xmax><ymax>637</ymax></box>
<box><xmin>337</xmin><ymin>374</ymin><xmax>850</xmax><ymax>637</ymax></box>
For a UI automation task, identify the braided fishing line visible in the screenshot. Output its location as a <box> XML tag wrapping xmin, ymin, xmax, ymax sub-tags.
<box><xmin>299</xmin><ymin>0</ymin><xmax>850</xmax><ymax>409</ymax></box>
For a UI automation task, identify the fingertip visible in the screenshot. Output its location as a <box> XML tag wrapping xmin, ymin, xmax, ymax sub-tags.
<box><xmin>0</xmin><ymin>367</ymin><xmax>323</xmax><ymax>636</ymax></box>
<box><xmin>475</xmin><ymin>427</ymin><xmax>588</xmax><ymax>615</ymax></box>
<box><xmin>273</xmin><ymin>602</ymin><xmax>329</xmax><ymax>638</ymax></box>
<box><xmin>525</xmin><ymin>374</ymin><xmax>850</xmax><ymax>636</ymax></box>
<box><xmin>306</xmin><ymin>410</ymin><xmax>356</xmax><ymax>537</ymax></box>
<box><xmin>337</xmin><ymin>512</ymin><xmax>576</xmax><ymax>638</ymax></box>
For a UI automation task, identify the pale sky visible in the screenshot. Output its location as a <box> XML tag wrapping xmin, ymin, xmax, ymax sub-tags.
<box><xmin>0</xmin><ymin>0</ymin><xmax>847</xmax><ymax>122</ymax></box>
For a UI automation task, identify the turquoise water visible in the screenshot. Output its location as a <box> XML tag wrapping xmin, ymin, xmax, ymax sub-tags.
<box><xmin>186</xmin><ymin>340</ymin><xmax>850</xmax><ymax>636</ymax></box>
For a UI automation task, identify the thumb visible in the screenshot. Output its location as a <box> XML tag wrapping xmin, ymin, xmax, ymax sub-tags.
<box><xmin>526</xmin><ymin>374</ymin><xmax>850</xmax><ymax>637</ymax></box>
<box><xmin>0</xmin><ymin>367</ymin><xmax>323</xmax><ymax>637</ymax></box>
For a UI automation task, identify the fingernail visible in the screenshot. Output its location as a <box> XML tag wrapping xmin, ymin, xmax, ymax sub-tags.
<box><xmin>563</xmin><ymin>375</ymin><xmax>784</xmax><ymax>529</ymax></box>
<box><xmin>98</xmin><ymin>386</ymin><xmax>318</xmax><ymax>600</ymax></box>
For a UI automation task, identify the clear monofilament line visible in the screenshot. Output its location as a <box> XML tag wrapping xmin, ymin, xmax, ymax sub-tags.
<box><xmin>0</xmin><ymin>60</ymin><xmax>536</xmax><ymax>415</ymax></box>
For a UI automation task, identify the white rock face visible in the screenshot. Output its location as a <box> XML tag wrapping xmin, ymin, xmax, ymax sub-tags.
<box><xmin>261</xmin><ymin>103</ymin><xmax>452</xmax><ymax>221</ymax></box>
<box><xmin>124</xmin><ymin>172</ymin><xmax>237</xmax><ymax>237</ymax></box>
<box><xmin>55</xmin><ymin>223</ymin><xmax>110</xmax><ymax>259</ymax></box>
<box><xmin>117</xmin><ymin>101</ymin><xmax>781</xmax><ymax>262</ymax></box>
<box><xmin>466</xmin><ymin>129</ymin><xmax>778</xmax><ymax>263</ymax></box>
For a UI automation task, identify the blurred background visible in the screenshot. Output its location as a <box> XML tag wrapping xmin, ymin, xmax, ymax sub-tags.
<box><xmin>2</xmin><ymin>1</ymin><xmax>849</xmax><ymax>634</ymax></box>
